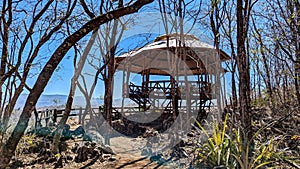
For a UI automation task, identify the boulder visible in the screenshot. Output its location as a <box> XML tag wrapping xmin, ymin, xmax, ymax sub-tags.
<box><xmin>71</xmin><ymin>126</ymin><xmax>85</xmax><ymax>137</ymax></box>
<box><xmin>34</xmin><ymin>127</ymin><xmax>52</xmax><ymax>137</ymax></box>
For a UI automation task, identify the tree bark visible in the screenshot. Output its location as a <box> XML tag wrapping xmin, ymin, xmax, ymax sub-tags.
<box><xmin>0</xmin><ymin>0</ymin><xmax>154</xmax><ymax>167</ymax></box>
<box><xmin>0</xmin><ymin>0</ymin><xmax>13</xmax><ymax>125</ymax></box>
<box><xmin>236</xmin><ymin>0</ymin><xmax>252</xmax><ymax>140</ymax></box>
<box><xmin>103</xmin><ymin>17</ymin><xmax>120</xmax><ymax>145</ymax></box>
<box><xmin>294</xmin><ymin>1</ymin><xmax>300</xmax><ymax>106</ymax></box>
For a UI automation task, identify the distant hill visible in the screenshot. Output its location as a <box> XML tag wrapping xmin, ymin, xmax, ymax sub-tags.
<box><xmin>15</xmin><ymin>94</ymin><xmax>104</xmax><ymax>110</ymax></box>
<box><xmin>14</xmin><ymin>94</ymin><xmax>137</xmax><ymax>110</ymax></box>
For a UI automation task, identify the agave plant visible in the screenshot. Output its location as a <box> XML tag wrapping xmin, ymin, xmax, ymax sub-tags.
<box><xmin>195</xmin><ymin>114</ymin><xmax>238</xmax><ymax>168</ymax></box>
<box><xmin>194</xmin><ymin>114</ymin><xmax>299</xmax><ymax>169</ymax></box>
<box><xmin>231</xmin><ymin>128</ymin><xmax>279</xmax><ymax>169</ymax></box>
<box><xmin>231</xmin><ymin>128</ymin><xmax>300</xmax><ymax>169</ymax></box>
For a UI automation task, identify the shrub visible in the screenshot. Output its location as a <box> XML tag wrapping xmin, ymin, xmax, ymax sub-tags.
<box><xmin>194</xmin><ymin>114</ymin><xmax>299</xmax><ymax>169</ymax></box>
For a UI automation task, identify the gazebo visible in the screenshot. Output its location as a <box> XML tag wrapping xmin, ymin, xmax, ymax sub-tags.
<box><xmin>115</xmin><ymin>33</ymin><xmax>230</xmax><ymax>131</ymax></box>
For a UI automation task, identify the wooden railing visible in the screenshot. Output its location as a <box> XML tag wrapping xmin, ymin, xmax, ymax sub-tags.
<box><xmin>35</xmin><ymin>107</ymin><xmax>107</xmax><ymax>128</ymax></box>
<box><xmin>129</xmin><ymin>80</ymin><xmax>213</xmax><ymax>100</ymax></box>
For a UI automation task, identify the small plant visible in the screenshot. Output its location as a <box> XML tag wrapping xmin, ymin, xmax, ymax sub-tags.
<box><xmin>54</xmin><ymin>153</ymin><xmax>61</xmax><ymax>160</ymax></box>
<box><xmin>231</xmin><ymin>129</ymin><xmax>281</xmax><ymax>169</ymax></box>
<box><xmin>15</xmin><ymin>134</ymin><xmax>37</xmax><ymax>156</ymax></box>
<box><xmin>195</xmin><ymin>114</ymin><xmax>238</xmax><ymax>168</ymax></box>
<box><xmin>194</xmin><ymin>114</ymin><xmax>299</xmax><ymax>168</ymax></box>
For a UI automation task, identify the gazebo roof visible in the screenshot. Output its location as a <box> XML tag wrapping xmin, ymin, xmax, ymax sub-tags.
<box><xmin>115</xmin><ymin>33</ymin><xmax>231</xmax><ymax>75</ymax></box>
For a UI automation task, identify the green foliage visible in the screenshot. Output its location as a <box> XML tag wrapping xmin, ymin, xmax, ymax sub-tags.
<box><xmin>54</xmin><ymin>153</ymin><xmax>61</xmax><ymax>160</ymax></box>
<box><xmin>195</xmin><ymin>114</ymin><xmax>237</xmax><ymax>168</ymax></box>
<box><xmin>194</xmin><ymin>114</ymin><xmax>298</xmax><ymax>169</ymax></box>
<box><xmin>231</xmin><ymin>130</ymin><xmax>280</xmax><ymax>169</ymax></box>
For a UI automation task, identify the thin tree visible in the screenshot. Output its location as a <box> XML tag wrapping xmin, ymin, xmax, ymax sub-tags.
<box><xmin>236</xmin><ymin>0</ymin><xmax>257</xmax><ymax>141</ymax></box>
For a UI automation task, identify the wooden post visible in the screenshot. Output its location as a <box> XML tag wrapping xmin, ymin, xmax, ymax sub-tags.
<box><xmin>45</xmin><ymin>109</ymin><xmax>49</xmax><ymax>127</ymax></box>
<box><xmin>34</xmin><ymin>109</ymin><xmax>39</xmax><ymax>129</ymax></box>
<box><xmin>79</xmin><ymin>107</ymin><xmax>82</xmax><ymax>124</ymax></box>
<box><xmin>53</xmin><ymin>109</ymin><xmax>57</xmax><ymax>124</ymax></box>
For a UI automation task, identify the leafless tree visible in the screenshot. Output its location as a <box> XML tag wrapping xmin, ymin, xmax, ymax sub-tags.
<box><xmin>0</xmin><ymin>0</ymin><xmax>154</xmax><ymax>167</ymax></box>
<box><xmin>236</xmin><ymin>0</ymin><xmax>258</xmax><ymax>141</ymax></box>
<box><xmin>0</xmin><ymin>0</ymin><xmax>80</xmax><ymax>135</ymax></box>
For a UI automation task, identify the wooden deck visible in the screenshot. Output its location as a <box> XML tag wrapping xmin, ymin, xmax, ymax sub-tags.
<box><xmin>35</xmin><ymin>80</ymin><xmax>212</xmax><ymax>132</ymax></box>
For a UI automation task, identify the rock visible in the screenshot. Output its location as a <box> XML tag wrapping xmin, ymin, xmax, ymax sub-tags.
<box><xmin>108</xmin><ymin>156</ymin><xmax>117</xmax><ymax>161</ymax></box>
<box><xmin>177</xmin><ymin>140</ymin><xmax>186</xmax><ymax>147</ymax></box>
<box><xmin>187</xmin><ymin>132</ymin><xmax>195</xmax><ymax>137</ymax></box>
<box><xmin>46</xmin><ymin>156</ymin><xmax>57</xmax><ymax>163</ymax></box>
<box><xmin>179</xmin><ymin>149</ymin><xmax>188</xmax><ymax>158</ymax></box>
<box><xmin>102</xmin><ymin>154</ymin><xmax>111</xmax><ymax>158</ymax></box>
<box><xmin>185</xmin><ymin>140</ymin><xmax>194</xmax><ymax>146</ymax></box>
<box><xmin>38</xmin><ymin>148</ymin><xmax>52</xmax><ymax>156</ymax></box>
<box><xmin>150</xmin><ymin>153</ymin><xmax>167</xmax><ymax>165</ymax></box>
<box><xmin>171</xmin><ymin>146</ymin><xmax>188</xmax><ymax>158</ymax></box>
<box><xmin>101</xmin><ymin>145</ymin><xmax>116</xmax><ymax>155</ymax></box>
<box><xmin>73</xmin><ymin>141</ymin><xmax>103</xmax><ymax>163</ymax></box>
<box><xmin>71</xmin><ymin>143</ymin><xmax>79</xmax><ymax>153</ymax></box>
<box><xmin>141</xmin><ymin>147</ymin><xmax>152</xmax><ymax>156</ymax></box>
<box><xmin>66</xmin><ymin>155</ymin><xmax>73</xmax><ymax>161</ymax></box>
<box><xmin>83</xmin><ymin>133</ymin><xmax>92</xmax><ymax>141</ymax></box>
<box><xmin>34</xmin><ymin>127</ymin><xmax>52</xmax><ymax>137</ymax></box>
<box><xmin>27</xmin><ymin>144</ymin><xmax>40</xmax><ymax>154</ymax></box>
<box><xmin>143</xmin><ymin>128</ymin><xmax>159</xmax><ymax>138</ymax></box>
<box><xmin>84</xmin><ymin>141</ymin><xmax>90</xmax><ymax>147</ymax></box>
<box><xmin>90</xmin><ymin>148</ymin><xmax>101</xmax><ymax>157</ymax></box>
<box><xmin>9</xmin><ymin>158</ymin><xmax>24</xmax><ymax>168</ymax></box>
<box><xmin>62</xmin><ymin>124</ymin><xmax>72</xmax><ymax>140</ymax></box>
<box><xmin>90</xmin><ymin>142</ymin><xmax>96</xmax><ymax>148</ymax></box>
<box><xmin>71</xmin><ymin>126</ymin><xmax>85</xmax><ymax>137</ymax></box>
<box><xmin>75</xmin><ymin>145</ymin><xmax>88</xmax><ymax>162</ymax></box>
<box><xmin>84</xmin><ymin>129</ymin><xmax>103</xmax><ymax>145</ymax></box>
<box><xmin>150</xmin><ymin>153</ymin><xmax>162</xmax><ymax>162</ymax></box>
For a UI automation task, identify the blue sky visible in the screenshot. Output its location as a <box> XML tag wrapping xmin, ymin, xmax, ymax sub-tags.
<box><xmin>29</xmin><ymin>11</ymin><xmax>232</xmax><ymax>103</ymax></box>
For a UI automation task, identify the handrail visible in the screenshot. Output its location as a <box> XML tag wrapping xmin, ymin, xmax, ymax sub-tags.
<box><xmin>35</xmin><ymin>106</ymin><xmax>110</xmax><ymax>128</ymax></box>
<box><xmin>129</xmin><ymin>80</ymin><xmax>212</xmax><ymax>98</ymax></box>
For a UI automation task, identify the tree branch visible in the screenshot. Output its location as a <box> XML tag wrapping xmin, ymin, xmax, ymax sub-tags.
<box><xmin>0</xmin><ymin>0</ymin><xmax>154</xmax><ymax>167</ymax></box>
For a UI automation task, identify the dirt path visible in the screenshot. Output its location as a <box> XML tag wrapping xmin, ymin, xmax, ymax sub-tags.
<box><xmin>106</xmin><ymin>137</ymin><xmax>170</xmax><ymax>169</ymax></box>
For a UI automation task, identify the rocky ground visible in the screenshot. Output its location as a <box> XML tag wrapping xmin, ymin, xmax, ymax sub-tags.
<box><xmin>7</xmin><ymin>105</ymin><xmax>300</xmax><ymax>169</ymax></box>
<box><xmin>8</xmin><ymin>117</ymin><xmax>202</xmax><ymax>169</ymax></box>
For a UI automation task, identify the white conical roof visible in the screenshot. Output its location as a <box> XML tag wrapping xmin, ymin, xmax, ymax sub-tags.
<box><xmin>116</xmin><ymin>34</ymin><xmax>230</xmax><ymax>75</ymax></box>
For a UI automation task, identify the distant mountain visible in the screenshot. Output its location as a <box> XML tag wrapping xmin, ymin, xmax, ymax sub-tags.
<box><xmin>15</xmin><ymin>94</ymin><xmax>104</xmax><ymax>110</ymax></box>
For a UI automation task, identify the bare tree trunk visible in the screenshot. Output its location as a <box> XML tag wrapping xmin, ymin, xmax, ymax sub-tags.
<box><xmin>293</xmin><ymin>1</ymin><xmax>300</xmax><ymax>106</ymax></box>
<box><xmin>236</xmin><ymin>0</ymin><xmax>253</xmax><ymax>140</ymax></box>
<box><xmin>2</xmin><ymin>85</ymin><xmax>24</xmax><ymax>131</ymax></box>
<box><xmin>230</xmin><ymin>61</ymin><xmax>238</xmax><ymax>112</ymax></box>
<box><xmin>0</xmin><ymin>0</ymin><xmax>13</xmax><ymax>128</ymax></box>
<box><xmin>295</xmin><ymin>62</ymin><xmax>300</xmax><ymax>106</ymax></box>
<box><xmin>103</xmin><ymin>19</ymin><xmax>119</xmax><ymax>145</ymax></box>
<box><xmin>52</xmin><ymin>29</ymin><xmax>97</xmax><ymax>154</ymax></box>
<box><xmin>210</xmin><ymin>0</ymin><xmax>223</xmax><ymax>120</ymax></box>
<box><xmin>104</xmin><ymin>69</ymin><xmax>113</xmax><ymax>145</ymax></box>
